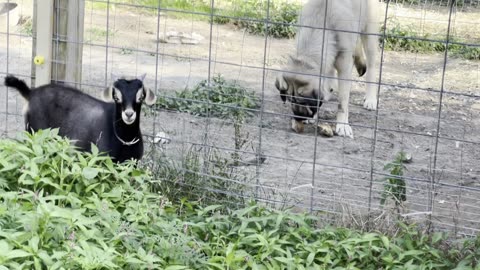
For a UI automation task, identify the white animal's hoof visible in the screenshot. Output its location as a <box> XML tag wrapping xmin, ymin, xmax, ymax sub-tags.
<box><xmin>363</xmin><ymin>98</ymin><xmax>377</xmax><ymax>111</ymax></box>
<box><xmin>335</xmin><ymin>123</ymin><xmax>353</xmax><ymax>138</ymax></box>
<box><xmin>152</xmin><ymin>132</ymin><xmax>171</xmax><ymax>144</ymax></box>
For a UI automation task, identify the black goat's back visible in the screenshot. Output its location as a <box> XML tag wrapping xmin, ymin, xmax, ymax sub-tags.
<box><xmin>25</xmin><ymin>84</ymin><xmax>143</xmax><ymax>162</ymax></box>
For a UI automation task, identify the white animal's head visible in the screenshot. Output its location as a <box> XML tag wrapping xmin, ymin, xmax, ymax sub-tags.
<box><xmin>275</xmin><ymin>55</ymin><xmax>337</xmax><ymax>119</ymax></box>
<box><xmin>103</xmin><ymin>73</ymin><xmax>157</xmax><ymax>125</ymax></box>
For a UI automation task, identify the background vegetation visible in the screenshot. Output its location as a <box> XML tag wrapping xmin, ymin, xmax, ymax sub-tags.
<box><xmin>114</xmin><ymin>0</ymin><xmax>480</xmax><ymax>59</ymax></box>
<box><xmin>0</xmin><ymin>129</ymin><xmax>479</xmax><ymax>269</ymax></box>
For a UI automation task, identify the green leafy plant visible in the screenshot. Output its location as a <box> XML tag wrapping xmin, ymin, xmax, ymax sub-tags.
<box><xmin>156</xmin><ymin>74</ymin><xmax>258</xmax><ymax>119</ymax></box>
<box><xmin>0</xmin><ymin>130</ymin><xmax>479</xmax><ymax>269</ymax></box>
<box><xmin>0</xmin><ymin>129</ymin><xmax>205</xmax><ymax>269</ymax></box>
<box><xmin>231</xmin><ymin>0</ymin><xmax>300</xmax><ymax>38</ymax></box>
<box><xmin>380</xmin><ymin>151</ymin><xmax>408</xmax><ymax>208</ymax></box>
<box><xmin>155</xmin><ymin>74</ymin><xmax>258</xmax><ymax>165</ymax></box>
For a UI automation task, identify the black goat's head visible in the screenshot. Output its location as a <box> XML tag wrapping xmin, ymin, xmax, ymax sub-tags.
<box><xmin>103</xmin><ymin>73</ymin><xmax>157</xmax><ymax>125</ymax></box>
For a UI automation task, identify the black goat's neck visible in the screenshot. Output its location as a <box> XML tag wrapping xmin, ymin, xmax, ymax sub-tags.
<box><xmin>113</xmin><ymin>111</ymin><xmax>142</xmax><ymax>143</ymax></box>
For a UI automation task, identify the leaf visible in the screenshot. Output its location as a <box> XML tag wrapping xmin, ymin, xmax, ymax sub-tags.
<box><xmin>432</xmin><ymin>232</ymin><xmax>444</xmax><ymax>244</ymax></box>
<box><xmin>306</xmin><ymin>252</ymin><xmax>315</xmax><ymax>266</ymax></box>
<box><xmin>274</xmin><ymin>256</ymin><xmax>294</xmax><ymax>264</ymax></box>
<box><xmin>200</xmin><ymin>205</ymin><xmax>223</xmax><ymax>216</ymax></box>
<box><xmin>82</xmin><ymin>167</ymin><xmax>99</xmax><ymax>180</ymax></box>
<box><xmin>5</xmin><ymin>249</ymin><xmax>31</xmax><ymax>259</ymax></box>
<box><xmin>164</xmin><ymin>266</ymin><xmax>188</xmax><ymax>270</ymax></box>
<box><xmin>89</xmin><ymin>143</ymin><xmax>99</xmax><ymax>156</ymax></box>
<box><xmin>29</xmin><ymin>236</ymin><xmax>40</xmax><ymax>253</ymax></box>
<box><xmin>380</xmin><ymin>235</ymin><xmax>390</xmax><ymax>249</ymax></box>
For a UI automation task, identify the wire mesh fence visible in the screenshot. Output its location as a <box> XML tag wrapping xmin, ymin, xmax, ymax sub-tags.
<box><xmin>1</xmin><ymin>0</ymin><xmax>480</xmax><ymax>236</ymax></box>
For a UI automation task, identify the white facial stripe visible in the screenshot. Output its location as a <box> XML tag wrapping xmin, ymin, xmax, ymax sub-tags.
<box><xmin>121</xmin><ymin>110</ymin><xmax>137</xmax><ymax>125</ymax></box>
<box><xmin>136</xmin><ymin>87</ymin><xmax>144</xmax><ymax>103</ymax></box>
<box><xmin>114</xmin><ymin>87</ymin><xmax>123</xmax><ymax>102</ymax></box>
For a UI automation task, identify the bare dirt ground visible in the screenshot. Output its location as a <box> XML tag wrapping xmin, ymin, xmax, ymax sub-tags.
<box><xmin>1</xmin><ymin>2</ymin><xmax>480</xmax><ymax>235</ymax></box>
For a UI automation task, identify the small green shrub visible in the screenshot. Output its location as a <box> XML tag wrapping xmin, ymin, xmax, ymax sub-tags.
<box><xmin>155</xmin><ymin>74</ymin><xmax>259</xmax><ymax>119</ymax></box>
<box><xmin>231</xmin><ymin>1</ymin><xmax>299</xmax><ymax>38</ymax></box>
<box><xmin>380</xmin><ymin>151</ymin><xmax>408</xmax><ymax>208</ymax></box>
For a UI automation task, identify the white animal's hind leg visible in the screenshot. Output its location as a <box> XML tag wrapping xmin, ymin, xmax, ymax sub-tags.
<box><xmin>362</xmin><ymin>25</ymin><xmax>380</xmax><ymax>111</ymax></box>
<box><xmin>334</xmin><ymin>51</ymin><xmax>354</xmax><ymax>138</ymax></box>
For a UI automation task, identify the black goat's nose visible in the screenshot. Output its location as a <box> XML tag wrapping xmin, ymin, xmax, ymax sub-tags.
<box><xmin>125</xmin><ymin>111</ymin><xmax>134</xmax><ymax>117</ymax></box>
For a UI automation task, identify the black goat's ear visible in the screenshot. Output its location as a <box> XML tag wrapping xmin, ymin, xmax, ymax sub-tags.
<box><xmin>102</xmin><ymin>87</ymin><xmax>113</xmax><ymax>102</ymax></box>
<box><xmin>144</xmin><ymin>88</ymin><xmax>157</xmax><ymax>105</ymax></box>
<box><xmin>137</xmin><ymin>73</ymin><xmax>146</xmax><ymax>82</ymax></box>
<box><xmin>111</xmin><ymin>73</ymin><xmax>120</xmax><ymax>82</ymax></box>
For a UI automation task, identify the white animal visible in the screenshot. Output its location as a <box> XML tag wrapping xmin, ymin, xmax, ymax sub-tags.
<box><xmin>275</xmin><ymin>0</ymin><xmax>381</xmax><ymax>138</ymax></box>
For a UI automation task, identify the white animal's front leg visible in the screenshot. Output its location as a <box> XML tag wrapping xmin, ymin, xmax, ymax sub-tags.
<box><xmin>334</xmin><ymin>51</ymin><xmax>354</xmax><ymax>138</ymax></box>
<box><xmin>362</xmin><ymin>28</ymin><xmax>379</xmax><ymax>111</ymax></box>
<box><xmin>335</xmin><ymin>107</ymin><xmax>353</xmax><ymax>138</ymax></box>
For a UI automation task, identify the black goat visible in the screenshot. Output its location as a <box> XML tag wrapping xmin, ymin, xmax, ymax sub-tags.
<box><xmin>4</xmin><ymin>75</ymin><xmax>156</xmax><ymax>163</ymax></box>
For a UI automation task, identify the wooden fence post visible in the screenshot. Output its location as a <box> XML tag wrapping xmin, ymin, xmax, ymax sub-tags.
<box><xmin>51</xmin><ymin>0</ymin><xmax>85</xmax><ymax>88</ymax></box>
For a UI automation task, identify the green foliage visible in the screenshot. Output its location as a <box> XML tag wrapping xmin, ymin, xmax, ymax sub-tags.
<box><xmin>380</xmin><ymin>151</ymin><xmax>408</xmax><ymax>208</ymax></box>
<box><xmin>0</xmin><ymin>130</ymin><xmax>479</xmax><ymax>269</ymax></box>
<box><xmin>0</xmin><ymin>129</ymin><xmax>205</xmax><ymax>269</ymax></box>
<box><xmin>155</xmin><ymin>74</ymin><xmax>258</xmax><ymax>120</ymax></box>
<box><xmin>126</xmin><ymin>0</ymin><xmax>299</xmax><ymax>38</ymax></box>
<box><xmin>18</xmin><ymin>17</ymin><xmax>33</xmax><ymax>37</ymax></box>
<box><xmin>382</xmin><ymin>18</ymin><xmax>480</xmax><ymax>60</ymax></box>
<box><xmin>120</xmin><ymin>47</ymin><xmax>133</xmax><ymax>55</ymax></box>
<box><xmin>229</xmin><ymin>1</ymin><xmax>299</xmax><ymax>38</ymax></box>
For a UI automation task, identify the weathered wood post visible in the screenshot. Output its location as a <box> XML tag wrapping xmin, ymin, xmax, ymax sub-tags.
<box><xmin>32</xmin><ymin>0</ymin><xmax>84</xmax><ymax>88</ymax></box>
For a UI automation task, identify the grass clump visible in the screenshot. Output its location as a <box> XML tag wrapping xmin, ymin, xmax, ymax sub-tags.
<box><xmin>147</xmin><ymin>144</ymin><xmax>251</xmax><ymax>207</ymax></box>
<box><xmin>0</xmin><ymin>130</ymin><xmax>479</xmax><ymax>269</ymax></box>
